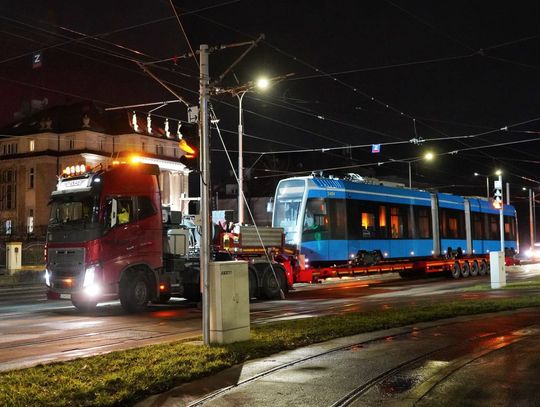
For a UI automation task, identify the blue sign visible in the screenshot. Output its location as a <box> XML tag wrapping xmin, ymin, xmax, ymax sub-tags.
<box><xmin>372</xmin><ymin>144</ymin><xmax>381</xmax><ymax>153</ymax></box>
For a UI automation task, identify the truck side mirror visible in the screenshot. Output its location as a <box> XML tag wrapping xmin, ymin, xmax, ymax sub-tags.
<box><xmin>106</xmin><ymin>198</ymin><xmax>118</xmax><ymax>229</ymax></box>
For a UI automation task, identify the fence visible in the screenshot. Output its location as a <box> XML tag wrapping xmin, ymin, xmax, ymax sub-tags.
<box><xmin>0</xmin><ymin>241</ymin><xmax>45</xmax><ymax>267</ymax></box>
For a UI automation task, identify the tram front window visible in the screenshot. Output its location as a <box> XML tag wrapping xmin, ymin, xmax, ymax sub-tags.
<box><xmin>273</xmin><ymin>180</ymin><xmax>305</xmax><ymax>245</ymax></box>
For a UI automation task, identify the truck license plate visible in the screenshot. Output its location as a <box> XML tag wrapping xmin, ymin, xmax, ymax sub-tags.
<box><xmin>60</xmin><ymin>293</ymin><xmax>71</xmax><ymax>299</ymax></box>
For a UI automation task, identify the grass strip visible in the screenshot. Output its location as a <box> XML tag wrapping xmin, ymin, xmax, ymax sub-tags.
<box><xmin>2</xmin><ymin>296</ymin><xmax>540</xmax><ymax>407</ymax></box>
<box><xmin>463</xmin><ymin>276</ymin><xmax>540</xmax><ymax>291</ymax></box>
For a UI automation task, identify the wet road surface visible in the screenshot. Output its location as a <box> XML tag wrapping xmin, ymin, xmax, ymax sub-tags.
<box><xmin>144</xmin><ymin>309</ymin><xmax>540</xmax><ymax>406</ymax></box>
<box><xmin>1</xmin><ymin>265</ymin><xmax>540</xmax><ymax>373</ymax></box>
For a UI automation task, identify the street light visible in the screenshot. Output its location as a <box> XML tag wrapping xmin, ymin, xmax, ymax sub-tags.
<box><xmin>390</xmin><ymin>151</ymin><xmax>435</xmax><ymax>189</ymax></box>
<box><xmin>236</xmin><ymin>77</ymin><xmax>270</xmax><ymax>224</ymax></box>
<box><xmin>474</xmin><ymin>172</ymin><xmax>490</xmax><ymax>199</ymax></box>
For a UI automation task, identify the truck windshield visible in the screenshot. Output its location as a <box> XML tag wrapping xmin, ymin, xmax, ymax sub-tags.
<box><xmin>49</xmin><ymin>193</ymin><xmax>99</xmax><ymax>226</ymax></box>
<box><xmin>272</xmin><ymin>179</ymin><xmax>305</xmax><ymax>245</ymax></box>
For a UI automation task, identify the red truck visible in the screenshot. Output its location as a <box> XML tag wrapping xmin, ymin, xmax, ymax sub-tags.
<box><xmin>45</xmin><ymin>161</ymin><xmax>289</xmax><ymax>312</ymax></box>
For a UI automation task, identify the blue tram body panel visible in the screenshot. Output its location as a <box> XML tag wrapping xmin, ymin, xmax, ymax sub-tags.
<box><xmin>273</xmin><ymin>176</ymin><xmax>518</xmax><ymax>265</ymax></box>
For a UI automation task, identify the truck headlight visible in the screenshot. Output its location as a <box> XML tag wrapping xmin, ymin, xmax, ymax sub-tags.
<box><xmin>83</xmin><ymin>266</ymin><xmax>96</xmax><ymax>288</ymax></box>
<box><xmin>83</xmin><ymin>265</ymin><xmax>101</xmax><ymax>296</ymax></box>
<box><xmin>45</xmin><ymin>269</ymin><xmax>51</xmax><ymax>287</ymax></box>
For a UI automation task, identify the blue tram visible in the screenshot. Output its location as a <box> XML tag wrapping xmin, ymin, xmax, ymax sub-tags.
<box><xmin>272</xmin><ymin>176</ymin><xmax>518</xmax><ymax>266</ymax></box>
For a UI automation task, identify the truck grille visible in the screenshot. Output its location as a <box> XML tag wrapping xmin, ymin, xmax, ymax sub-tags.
<box><xmin>48</xmin><ymin>248</ymin><xmax>85</xmax><ymax>278</ymax></box>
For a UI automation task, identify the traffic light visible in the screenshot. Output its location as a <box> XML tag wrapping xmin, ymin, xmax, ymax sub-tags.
<box><xmin>493</xmin><ymin>182</ymin><xmax>503</xmax><ymax>209</ymax></box>
<box><xmin>178</xmin><ymin>122</ymin><xmax>199</xmax><ymax>170</ymax></box>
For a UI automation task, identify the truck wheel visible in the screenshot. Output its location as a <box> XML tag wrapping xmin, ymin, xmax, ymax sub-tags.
<box><xmin>248</xmin><ymin>267</ymin><xmax>258</xmax><ymax>300</ymax></box>
<box><xmin>183</xmin><ymin>283</ymin><xmax>201</xmax><ymax>302</ymax></box>
<box><xmin>470</xmin><ymin>261</ymin><xmax>479</xmax><ymax>277</ymax></box>
<box><xmin>120</xmin><ymin>271</ymin><xmax>150</xmax><ymax>313</ymax></box>
<box><xmin>261</xmin><ymin>265</ymin><xmax>286</xmax><ymax>300</ymax></box>
<box><xmin>451</xmin><ymin>261</ymin><xmax>461</xmax><ymax>279</ymax></box>
<box><xmin>461</xmin><ymin>261</ymin><xmax>470</xmax><ymax>278</ymax></box>
<box><xmin>72</xmin><ymin>299</ymin><xmax>97</xmax><ymax>312</ymax></box>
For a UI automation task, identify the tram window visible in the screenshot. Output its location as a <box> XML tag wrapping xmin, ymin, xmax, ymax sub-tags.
<box><xmin>330</xmin><ymin>199</ymin><xmax>347</xmax><ymax>239</ymax></box>
<box><xmin>361</xmin><ymin>212</ymin><xmax>376</xmax><ymax>238</ymax></box>
<box><xmin>415</xmin><ymin>207</ymin><xmax>431</xmax><ymax>238</ymax></box>
<box><xmin>489</xmin><ymin>215</ymin><xmax>499</xmax><ymax>240</ymax></box>
<box><xmin>440</xmin><ymin>208</ymin><xmax>465</xmax><ymax>239</ymax></box>
<box><xmin>390</xmin><ymin>206</ymin><xmax>408</xmax><ymax>239</ymax></box>
<box><xmin>302</xmin><ymin>198</ymin><xmax>329</xmax><ymax>242</ymax></box>
<box><xmin>504</xmin><ymin>216</ymin><xmax>516</xmax><ymax>240</ymax></box>
<box><xmin>472</xmin><ymin>212</ymin><xmax>484</xmax><ymax>239</ymax></box>
<box><xmin>378</xmin><ymin>205</ymin><xmax>388</xmax><ymax>238</ymax></box>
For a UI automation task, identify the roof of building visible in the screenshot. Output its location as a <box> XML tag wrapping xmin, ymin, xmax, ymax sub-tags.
<box><xmin>0</xmin><ymin>101</ymin><xmax>173</xmax><ymax>138</ymax></box>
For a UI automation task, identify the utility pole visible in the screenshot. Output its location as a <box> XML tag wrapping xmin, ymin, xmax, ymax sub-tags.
<box><xmin>199</xmin><ymin>44</ymin><xmax>211</xmax><ymax>345</ymax></box>
<box><xmin>530</xmin><ymin>188</ymin><xmax>535</xmax><ymax>249</ymax></box>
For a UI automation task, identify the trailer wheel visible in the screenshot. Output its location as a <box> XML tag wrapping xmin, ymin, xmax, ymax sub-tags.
<box><xmin>261</xmin><ymin>265</ymin><xmax>286</xmax><ymax>300</ymax></box>
<box><xmin>72</xmin><ymin>299</ymin><xmax>97</xmax><ymax>312</ymax></box>
<box><xmin>120</xmin><ymin>270</ymin><xmax>150</xmax><ymax>313</ymax></box>
<box><xmin>451</xmin><ymin>261</ymin><xmax>461</xmax><ymax>279</ymax></box>
<box><xmin>470</xmin><ymin>260</ymin><xmax>480</xmax><ymax>277</ymax></box>
<box><xmin>248</xmin><ymin>266</ymin><xmax>258</xmax><ymax>300</ymax></box>
<box><xmin>461</xmin><ymin>261</ymin><xmax>470</xmax><ymax>278</ymax></box>
<box><xmin>479</xmin><ymin>259</ymin><xmax>488</xmax><ymax>276</ymax></box>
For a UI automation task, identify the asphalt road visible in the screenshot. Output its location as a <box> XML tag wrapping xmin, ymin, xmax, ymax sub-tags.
<box><xmin>1</xmin><ymin>265</ymin><xmax>540</xmax><ymax>374</ymax></box>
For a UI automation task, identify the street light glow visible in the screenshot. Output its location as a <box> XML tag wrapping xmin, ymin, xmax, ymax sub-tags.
<box><xmin>495</xmin><ymin>169</ymin><xmax>502</xmax><ymax>176</ymax></box>
<box><xmin>256</xmin><ymin>77</ymin><xmax>270</xmax><ymax>90</ymax></box>
<box><xmin>424</xmin><ymin>152</ymin><xmax>434</xmax><ymax>161</ymax></box>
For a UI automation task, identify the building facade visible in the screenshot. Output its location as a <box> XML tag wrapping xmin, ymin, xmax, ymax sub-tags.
<box><xmin>0</xmin><ymin>102</ymin><xmax>192</xmax><ymax>238</ymax></box>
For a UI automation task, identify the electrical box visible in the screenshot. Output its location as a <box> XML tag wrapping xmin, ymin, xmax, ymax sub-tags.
<box><xmin>490</xmin><ymin>250</ymin><xmax>506</xmax><ymax>289</ymax></box>
<box><xmin>6</xmin><ymin>242</ymin><xmax>22</xmax><ymax>273</ymax></box>
<box><xmin>209</xmin><ymin>261</ymin><xmax>250</xmax><ymax>344</ymax></box>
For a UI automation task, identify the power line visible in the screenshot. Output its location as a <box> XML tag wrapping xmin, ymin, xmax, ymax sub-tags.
<box><xmin>168</xmin><ymin>0</ymin><xmax>200</xmax><ymax>70</ymax></box>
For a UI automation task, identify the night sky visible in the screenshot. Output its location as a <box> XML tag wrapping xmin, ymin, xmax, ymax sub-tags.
<box><xmin>2</xmin><ymin>1</ymin><xmax>540</xmax><ymax>208</ymax></box>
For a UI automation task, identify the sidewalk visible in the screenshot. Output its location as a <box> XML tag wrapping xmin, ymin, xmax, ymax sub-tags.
<box><xmin>0</xmin><ymin>265</ymin><xmax>44</xmax><ymax>287</ymax></box>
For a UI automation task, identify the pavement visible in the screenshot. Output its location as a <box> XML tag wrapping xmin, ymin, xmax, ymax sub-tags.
<box><xmin>137</xmin><ymin>308</ymin><xmax>540</xmax><ymax>407</ymax></box>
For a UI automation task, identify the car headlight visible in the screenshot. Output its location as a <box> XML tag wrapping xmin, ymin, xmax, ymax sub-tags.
<box><xmin>45</xmin><ymin>269</ymin><xmax>51</xmax><ymax>287</ymax></box>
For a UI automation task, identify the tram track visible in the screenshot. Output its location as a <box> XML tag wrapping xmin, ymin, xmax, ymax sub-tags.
<box><xmin>186</xmin><ymin>316</ymin><xmax>540</xmax><ymax>407</ymax></box>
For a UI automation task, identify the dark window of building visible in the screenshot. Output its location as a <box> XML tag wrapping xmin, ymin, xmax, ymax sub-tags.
<box><xmin>28</xmin><ymin>167</ymin><xmax>34</xmax><ymax>189</ymax></box>
<box><xmin>0</xmin><ymin>170</ymin><xmax>17</xmax><ymax>210</ymax></box>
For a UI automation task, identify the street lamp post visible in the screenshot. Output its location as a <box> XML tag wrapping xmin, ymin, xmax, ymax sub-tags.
<box><xmin>235</xmin><ymin>77</ymin><xmax>269</xmax><ymax>225</ymax></box>
<box><xmin>236</xmin><ymin>90</ymin><xmax>247</xmax><ymax>225</ymax></box>
<box><xmin>390</xmin><ymin>152</ymin><xmax>434</xmax><ymax>189</ymax></box>
<box><xmin>474</xmin><ymin>172</ymin><xmax>489</xmax><ymax>199</ymax></box>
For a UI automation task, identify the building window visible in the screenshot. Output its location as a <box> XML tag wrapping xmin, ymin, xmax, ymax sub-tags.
<box><xmin>67</xmin><ymin>136</ymin><xmax>75</xmax><ymax>150</ymax></box>
<box><xmin>0</xmin><ymin>169</ymin><xmax>17</xmax><ymax>210</ymax></box>
<box><xmin>99</xmin><ymin>138</ymin><xmax>105</xmax><ymax>151</ymax></box>
<box><xmin>28</xmin><ymin>167</ymin><xmax>34</xmax><ymax>189</ymax></box>
<box><xmin>27</xmin><ymin>209</ymin><xmax>34</xmax><ymax>234</ymax></box>
<box><xmin>29</xmin><ymin>139</ymin><xmax>35</xmax><ymax>152</ymax></box>
<box><xmin>156</xmin><ymin>144</ymin><xmax>164</xmax><ymax>155</ymax></box>
<box><xmin>2</xmin><ymin>143</ymin><xmax>18</xmax><ymax>156</ymax></box>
